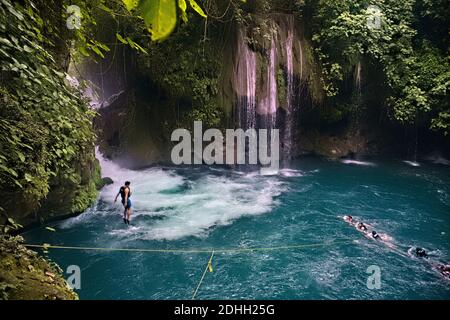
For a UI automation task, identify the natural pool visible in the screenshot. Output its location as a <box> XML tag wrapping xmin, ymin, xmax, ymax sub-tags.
<box><xmin>24</xmin><ymin>157</ymin><xmax>450</xmax><ymax>299</ymax></box>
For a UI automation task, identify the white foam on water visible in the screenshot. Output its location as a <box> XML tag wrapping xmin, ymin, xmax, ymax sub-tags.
<box><xmin>340</xmin><ymin>159</ymin><xmax>376</xmax><ymax>166</ymax></box>
<box><xmin>59</xmin><ymin>204</ymin><xmax>101</xmax><ymax>229</ymax></box>
<box><xmin>425</xmin><ymin>155</ymin><xmax>450</xmax><ymax>165</ymax></box>
<box><xmin>259</xmin><ymin>168</ymin><xmax>280</xmax><ymax>176</ymax></box>
<box><xmin>279</xmin><ymin>169</ymin><xmax>304</xmax><ymax>177</ymax></box>
<box><xmin>97</xmin><ymin>150</ymin><xmax>285</xmax><ymax>241</ymax></box>
<box><xmin>403</xmin><ymin>160</ymin><xmax>421</xmax><ymax>167</ymax></box>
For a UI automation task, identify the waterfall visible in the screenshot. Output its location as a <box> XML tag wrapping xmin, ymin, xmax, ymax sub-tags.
<box><xmin>267</xmin><ymin>34</ymin><xmax>278</xmax><ymax>129</ymax></box>
<box><xmin>258</xmin><ymin>31</ymin><xmax>278</xmax><ymax>129</ymax></box>
<box><xmin>283</xmin><ymin>17</ymin><xmax>294</xmax><ymax>159</ymax></box>
<box><xmin>234</xmin><ymin>15</ymin><xmax>301</xmax><ymax>163</ymax></box>
<box><xmin>355</xmin><ymin>61</ymin><xmax>362</xmax><ymax>96</ymax></box>
<box><xmin>299</xmin><ymin>39</ymin><xmax>303</xmax><ymax>81</ymax></box>
<box><xmin>246</xmin><ymin>43</ymin><xmax>257</xmax><ymax>130</ymax></box>
<box><xmin>235</xmin><ymin>30</ymin><xmax>256</xmax><ymax>130</ymax></box>
<box><xmin>351</xmin><ymin>60</ymin><xmax>363</xmax><ymax>132</ymax></box>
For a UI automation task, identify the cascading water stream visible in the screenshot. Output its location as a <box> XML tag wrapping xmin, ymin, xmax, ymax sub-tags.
<box><xmin>351</xmin><ymin>61</ymin><xmax>363</xmax><ymax>133</ymax></box>
<box><xmin>257</xmin><ymin>29</ymin><xmax>278</xmax><ymax>130</ymax></box>
<box><xmin>235</xmin><ymin>16</ymin><xmax>302</xmax><ymax>163</ymax></box>
<box><xmin>355</xmin><ymin>61</ymin><xmax>362</xmax><ymax>111</ymax></box>
<box><xmin>246</xmin><ymin>43</ymin><xmax>257</xmax><ymax>130</ymax></box>
<box><xmin>283</xmin><ymin>17</ymin><xmax>295</xmax><ymax>160</ymax></box>
<box><xmin>235</xmin><ymin>30</ymin><xmax>257</xmax><ymax>130</ymax></box>
<box><xmin>298</xmin><ymin>39</ymin><xmax>303</xmax><ymax>81</ymax></box>
<box><xmin>355</xmin><ymin>61</ymin><xmax>362</xmax><ymax>97</ymax></box>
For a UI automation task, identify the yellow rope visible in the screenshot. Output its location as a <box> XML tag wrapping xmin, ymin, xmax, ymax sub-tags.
<box><xmin>192</xmin><ymin>250</ymin><xmax>215</xmax><ymax>300</ymax></box>
<box><xmin>24</xmin><ymin>240</ymin><xmax>356</xmax><ymax>299</ymax></box>
<box><xmin>24</xmin><ymin>240</ymin><xmax>355</xmax><ymax>254</ymax></box>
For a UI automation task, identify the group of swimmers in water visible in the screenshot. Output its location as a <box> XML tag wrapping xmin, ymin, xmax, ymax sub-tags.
<box><xmin>343</xmin><ymin>215</ymin><xmax>450</xmax><ymax>280</ymax></box>
<box><xmin>343</xmin><ymin>215</ymin><xmax>393</xmax><ymax>245</ymax></box>
<box><xmin>409</xmin><ymin>247</ymin><xmax>450</xmax><ymax>278</ymax></box>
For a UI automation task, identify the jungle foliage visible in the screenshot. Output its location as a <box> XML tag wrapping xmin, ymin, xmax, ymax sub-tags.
<box><xmin>308</xmin><ymin>0</ymin><xmax>449</xmax><ymax>133</ymax></box>
<box><xmin>113</xmin><ymin>0</ymin><xmax>449</xmax><ymax>133</ymax></box>
<box><xmin>0</xmin><ymin>0</ymin><xmax>98</xmax><ymax>221</ymax></box>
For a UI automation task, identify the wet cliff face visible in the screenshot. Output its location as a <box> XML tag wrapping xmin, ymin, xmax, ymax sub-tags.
<box><xmin>232</xmin><ymin>14</ymin><xmax>324</xmax><ymax>161</ymax></box>
<box><xmin>92</xmin><ymin>12</ymin><xmax>385</xmax><ymax>165</ymax></box>
<box><xmin>90</xmin><ymin>11</ymin><xmax>227</xmax><ymax>168</ymax></box>
<box><xmin>95</xmin><ymin>89</ymin><xmax>172</xmax><ymax>168</ymax></box>
<box><xmin>91</xmin><ymin>10</ymin><xmax>449</xmax><ymax>166</ymax></box>
<box><xmin>93</xmin><ymin>13</ymin><xmax>323</xmax><ymax>166</ymax></box>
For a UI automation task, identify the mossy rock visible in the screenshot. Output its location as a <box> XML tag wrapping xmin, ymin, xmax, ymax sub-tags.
<box><xmin>97</xmin><ymin>177</ymin><xmax>114</xmax><ymax>190</ymax></box>
<box><xmin>0</xmin><ymin>235</ymin><xmax>78</xmax><ymax>300</ymax></box>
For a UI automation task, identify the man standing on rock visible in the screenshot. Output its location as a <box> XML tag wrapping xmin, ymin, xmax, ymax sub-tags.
<box><xmin>114</xmin><ymin>181</ymin><xmax>132</xmax><ymax>225</ymax></box>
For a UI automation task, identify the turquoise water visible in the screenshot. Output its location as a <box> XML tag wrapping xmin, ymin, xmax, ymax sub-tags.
<box><xmin>24</xmin><ymin>157</ymin><xmax>450</xmax><ymax>299</ymax></box>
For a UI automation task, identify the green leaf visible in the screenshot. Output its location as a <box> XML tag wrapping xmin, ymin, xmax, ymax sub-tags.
<box><xmin>178</xmin><ymin>0</ymin><xmax>187</xmax><ymax>12</ymax></box>
<box><xmin>138</xmin><ymin>0</ymin><xmax>178</xmax><ymax>41</ymax></box>
<box><xmin>0</xmin><ymin>164</ymin><xmax>18</xmax><ymax>177</ymax></box>
<box><xmin>90</xmin><ymin>45</ymin><xmax>105</xmax><ymax>58</ymax></box>
<box><xmin>23</xmin><ymin>45</ymin><xmax>33</xmax><ymax>53</ymax></box>
<box><xmin>45</xmin><ymin>227</ymin><xmax>56</xmax><ymax>232</ymax></box>
<box><xmin>126</xmin><ymin>38</ymin><xmax>148</xmax><ymax>54</ymax></box>
<box><xmin>99</xmin><ymin>4</ymin><xmax>113</xmax><ymax>14</ymax></box>
<box><xmin>16</xmin><ymin>151</ymin><xmax>25</xmax><ymax>162</ymax></box>
<box><xmin>96</xmin><ymin>42</ymin><xmax>110</xmax><ymax>52</ymax></box>
<box><xmin>188</xmin><ymin>0</ymin><xmax>206</xmax><ymax>18</ymax></box>
<box><xmin>0</xmin><ymin>37</ymin><xmax>13</xmax><ymax>47</ymax></box>
<box><xmin>79</xmin><ymin>46</ymin><xmax>90</xmax><ymax>57</ymax></box>
<box><xmin>116</xmin><ymin>33</ymin><xmax>128</xmax><ymax>44</ymax></box>
<box><xmin>14</xmin><ymin>180</ymin><xmax>23</xmax><ymax>188</ymax></box>
<box><xmin>122</xmin><ymin>0</ymin><xmax>139</xmax><ymax>12</ymax></box>
<box><xmin>178</xmin><ymin>0</ymin><xmax>188</xmax><ymax>22</ymax></box>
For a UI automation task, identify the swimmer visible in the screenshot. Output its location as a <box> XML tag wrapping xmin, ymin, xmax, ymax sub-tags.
<box><xmin>415</xmin><ymin>247</ymin><xmax>428</xmax><ymax>258</ymax></box>
<box><xmin>371</xmin><ymin>231</ymin><xmax>380</xmax><ymax>240</ymax></box>
<box><xmin>356</xmin><ymin>222</ymin><xmax>368</xmax><ymax>232</ymax></box>
<box><xmin>343</xmin><ymin>215</ymin><xmax>353</xmax><ymax>223</ymax></box>
<box><xmin>429</xmin><ymin>263</ymin><xmax>450</xmax><ymax>280</ymax></box>
<box><xmin>437</xmin><ymin>264</ymin><xmax>450</xmax><ymax>277</ymax></box>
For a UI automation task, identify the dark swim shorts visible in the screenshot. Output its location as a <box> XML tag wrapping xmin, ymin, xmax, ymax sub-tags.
<box><xmin>122</xmin><ymin>198</ymin><xmax>131</xmax><ymax>209</ymax></box>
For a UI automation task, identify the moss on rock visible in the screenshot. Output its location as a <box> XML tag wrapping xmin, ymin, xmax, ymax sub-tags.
<box><xmin>0</xmin><ymin>235</ymin><xmax>78</xmax><ymax>300</ymax></box>
<box><xmin>33</xmin><ymin>150</ymin><xmax>101</xmax><ymax>224</ymax></box>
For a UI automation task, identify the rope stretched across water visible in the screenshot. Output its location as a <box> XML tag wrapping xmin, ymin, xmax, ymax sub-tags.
<box><xmin>24</xmin><ymin>239</ymin><xmax>356</xmax><ymax>299</ymax></box>
<box><xmin>192</xmin><ymin>250</ymin><xmax>215</xmax><ymax>300</ymax></box>
<box><xmin>24</xmin><ymin>239</ymin><xmax>356</xmax><ymax>254</ymax></box>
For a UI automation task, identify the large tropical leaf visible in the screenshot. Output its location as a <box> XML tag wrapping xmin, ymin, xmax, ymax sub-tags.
<box><xmin>138</xmin><ymin>0</ymin><xmax>178</xmax><ymax>41</ymax></box>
